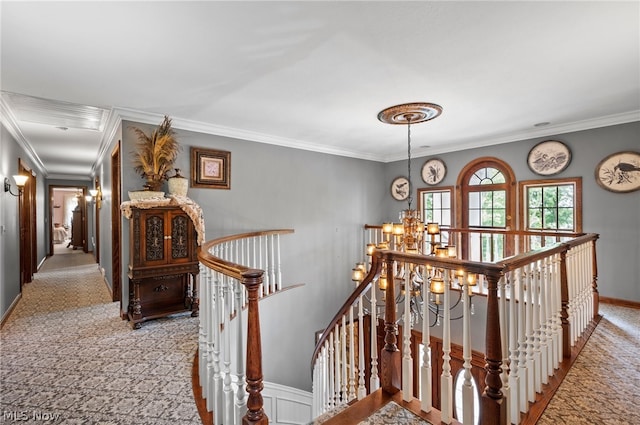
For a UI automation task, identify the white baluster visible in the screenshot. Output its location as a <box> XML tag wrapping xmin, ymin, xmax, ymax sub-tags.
<box><xmin>212</xmin><ymin>271</ymin><xmax>223</xmax><ymax>424</ymax></box>
<box><xmin>498</xmin><ymin>275</ymin><xmax>511</xmax><ymax>424</ymax></box>
<box><xmin>525</xmin><ymin>264</ymin><xmax>535</xmax><ymax>403</ymax></box>
<box><xmin>341</xmin><ymin>316</ymin><xmax>348</xmax><ymax>402</ymax></box>
<box><xmin>402</xmin><ymin>268</ymin><xmax>413</xmax><ymax>402</ymax></box>
<box><xmin>420</xmin><ymin>266</ymin><xmax>432</xmax><ymax>413</ymax></box>
<box><xmin>532</xmin><ymin>262</ymin><xmax>542</xmax><ymax>394</ymax></box>
<box><xmin>509</xmin><ymin>269</ymin><xmax>521</xmax><ymax>424</ymax></box>
<box><xmin>328</xmin><ymin>334</ymin><xmax>335</xmax><ymax>410</ymax></box>
<box><xmin>544</xmin><ymin>256</ymin><xmax>554</xmax><ymax>379</ymax></box>
<box><xmin>334</xmin><ymin>325</ymin><xmax>341</xmax><ymax>406</ymax></box>
<box><xmin>539</xmin><ymin>259</ymin><xmax>549</xmax><ymax>385</ymax></box>
<box><xmin>517</xmin><ymin>266</ymin><xmax>529</xmax><ymax>413</ymax></box>
<box><xmin>269</xmin><ymin>235</ymin><xmax>277</xmax><ymax>293</ymax></box>
<box><xmin>223</xmin><ymin>277</ymin><xmax>234</xmax><ymax>425</ymax></box>
<box><xmin>348</xmin><ymin>306</ymin><xmax>356</xmax><ymax>401</ymax></box>
<box><xmin>441</xmin><ymin>269</ymin><xmax>453</xmax><ymax>424</ymax></box>
<box><xmin>568</xmin><ymin>247</ymin><xmax>577</xmax><ymax>345</ymax></box>
<box><xmin>462</xmin><ymin>274</ymin><xmax>475</xmax><ymax>425</ymax></box>
<box><xmin>370</xmin><ymin>278</ymin><xmax>380</xmax><ymax>392</ymax></box>
<box><xmin>320</xmin><ymin>340</ymin><xmax>331</xmax><ymax>413</ymax></box>
<box><xmin>276</xmin><ymin>233</ymin><xmax>282</xmax><ymax>291</ymax></box>
<box><xmin>234</xmin><ymin>277</ymin><xmax>247</xmax><ymax>422</ymax></box>
<box><xmin>357</xmin><ymin>295</ymin><xmax>367</xmax><ymax>400</ymax></box>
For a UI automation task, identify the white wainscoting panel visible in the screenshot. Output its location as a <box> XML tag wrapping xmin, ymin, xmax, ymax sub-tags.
<box><xmin>262</xmin><ymin>381</ymin><xmax>313</xmax><ymax>425</ymax></box>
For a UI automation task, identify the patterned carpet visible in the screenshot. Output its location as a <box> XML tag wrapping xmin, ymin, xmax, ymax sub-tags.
<box><xmin>0</xmin><ymin>252</ymin><xmax>201</xmax><ymax>425</ymax></box>
<box><xmin>537</xmin><ymin>303</ymin><xmax>640</xmax><ymax>425</ymax></box>
<box><xmin>1</xmin><ymin>251</ymin><xmax>638</xmax><ymax>424</ymax></box>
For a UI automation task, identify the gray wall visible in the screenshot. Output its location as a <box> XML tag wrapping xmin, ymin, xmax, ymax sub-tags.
<box><xmin>112</xmin><ymin>120</ymin><xmax>386</xmax><ymax>391</ymax></box>
<box><xmin>1</xmin><ymin>124</ymin><xmax>48</xmax><ymax>320</ymax></box>
<box><xmin>384</xmin><ymin>121</ymin><xmax>640</xmax><ymax>302</ymax></box>
<box><xmin>1</xmin><ymin>124</ymin><xmax>23</xmax><ymax>319</ymax></box>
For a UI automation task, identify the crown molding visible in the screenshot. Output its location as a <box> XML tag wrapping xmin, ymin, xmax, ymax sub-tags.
<box><xmin>46</xmin><ymin>174</ymin><xmax>92</xmax><ymax>182</ymax></box>
<box><xmin>113</xmin><ymin>107</ymin><xmax>384</xmax><ymax>162</ymax></box>
<box><xmin>391</xmin><ymin>110</ymin><xmax>640</xmax><ymax>162</ymax></box>
<box><xmin>0</xmin><ymin>96</ymin><xmax>48</xmax><ymax>176</ymax></box>
<box><xmin>113</xmin><ymin>107</ymin><xmax>640</xmax><ymax>164</ymax></box>
<box><xmin>91</xmin><ymin>108</ymin><xmax>123</xmax><ymax>177</ymax></box>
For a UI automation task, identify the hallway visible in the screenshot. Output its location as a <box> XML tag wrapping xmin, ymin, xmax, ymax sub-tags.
<box><xmin>0</xmin><ymin>252</ymin><xmax>201</xmax><ymax>424</ymax></box>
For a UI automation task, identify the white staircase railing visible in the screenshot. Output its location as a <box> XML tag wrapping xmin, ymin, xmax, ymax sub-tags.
<box><xmin>310</xmin><ymin>229</ymin><xmax>599</xmax><ymax>425</ymax></box>
<box><xmin>198</xmin><ymin>229</ymin><xmax>294</xmax><ymax>425</ymax></box>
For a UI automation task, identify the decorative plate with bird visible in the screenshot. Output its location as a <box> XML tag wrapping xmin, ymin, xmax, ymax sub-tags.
<box><xmin>390</xmin><ymin>176</ymin><xmax>410</xmax><ymax>201</ymax></box>
<box><xmin>527</xmin><ymin>140</ymin><xmax>572</xmax><ymax>176</ymax></box>
<box><xmin>595</xmin><ymin>151</ymin><xmax>640</xmax><ymax>193</ymax></box>
<box><xmin>421</xmin><ymin>158</ymin><xmax>446</xmax><ymax>185</ymax></box>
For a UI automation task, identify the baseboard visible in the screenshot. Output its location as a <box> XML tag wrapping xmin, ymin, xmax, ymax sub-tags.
<box><xmin>37</xmin><ymin>255</ymin><xmax>47</xmax><ymax>271</ymax></box>
<box><xmin>600</xmin><ymin>296</ymin><xmax>640</xmax><ymax>309</ymax></box>
<box><xmin>0</xmin><ymin>293</ymin><xmax>22</xmax><ymax>328</ymax></box>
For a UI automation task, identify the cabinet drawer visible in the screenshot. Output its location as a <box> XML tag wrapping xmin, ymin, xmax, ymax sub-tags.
<box><xmin>138</xmin><ymin>274</ymin><xmax>187</xmax><ymax>311</ymax></box>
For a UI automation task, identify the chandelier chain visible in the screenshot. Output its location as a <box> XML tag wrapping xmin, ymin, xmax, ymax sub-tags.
<box><xmin>407</xmin><ymin>116</ymin><xmax>412</xmax><ymax>210</ymax></box>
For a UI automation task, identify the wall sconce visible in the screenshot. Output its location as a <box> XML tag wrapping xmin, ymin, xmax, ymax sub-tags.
<box><xmin>4</xmin><ymin>175</ymin><xmax>28</xmax><ymax>197</ymax></box>
<box><xmin>89</xmin><ymin>186</ymin><xmax>102</xmax><ymax>208</ymax></box>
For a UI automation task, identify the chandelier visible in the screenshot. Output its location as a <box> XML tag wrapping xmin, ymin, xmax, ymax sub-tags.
<box><xmin>377</xmin><ymin>102</ymin><xmax>442</xmax><ymax>254</ymax></box>
<box><xmin>351</xmin><ymin>102</ymin><xmax>477</xmax><ymax>326</ymax></box>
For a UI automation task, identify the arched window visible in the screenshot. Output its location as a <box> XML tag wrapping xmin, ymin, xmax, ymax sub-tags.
<box><xmin>457</xmin><ymin>158</ymin><xmax>516</xmax><ymax>261</ymax></box>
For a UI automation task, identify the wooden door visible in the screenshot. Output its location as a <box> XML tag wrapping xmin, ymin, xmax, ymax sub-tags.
<box><xmin>111</xmin><ymin>142</ymin><xmax>122</xmax><ymax>306</ymax></box>
<box><xmin>94</xmin><ymin>178</ymin><xmax>100</xmax><ymax>264</ymax></box>
<box><xmin>18</xmin><ymin>160</ymin><xmax>36</xmax><ymax>285</ymax></box>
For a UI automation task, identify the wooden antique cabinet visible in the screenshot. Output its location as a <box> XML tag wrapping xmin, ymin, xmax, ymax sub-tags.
<box><xmin>127</xmin><ymin>206</ymin><xmax>199</xmax><ymax>329</ymax></box>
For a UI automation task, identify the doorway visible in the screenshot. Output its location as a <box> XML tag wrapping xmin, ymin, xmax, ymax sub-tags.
<box><xmin>49</xmin><ymin>186</ymin><xmax>88</xmax><ymax>255</ymax></box>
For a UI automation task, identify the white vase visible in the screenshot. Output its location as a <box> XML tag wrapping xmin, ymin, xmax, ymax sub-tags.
<box><xmin>167</xmin><ymin>169</ymin><xmax>188</xmax><ymax>196</ymax></box>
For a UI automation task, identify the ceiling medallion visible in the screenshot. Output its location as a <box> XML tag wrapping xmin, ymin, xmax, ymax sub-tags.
<box><xmin>377</xmin><ymin>102</ymin><xmax>443</xmax><ymax>125</ymax></box>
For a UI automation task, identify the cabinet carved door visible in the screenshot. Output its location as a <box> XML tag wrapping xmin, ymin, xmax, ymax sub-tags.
<box><xmin>128</xmin><ymin>206</ymin><xmax>199</xmax><ymax>329</ymax></box>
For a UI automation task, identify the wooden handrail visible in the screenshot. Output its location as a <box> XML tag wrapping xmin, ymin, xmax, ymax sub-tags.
<box><xmin>499</xmin><ymin>233</ymin><xmax>598</xmax><ymax>271</ymax></box>
<box><xmin>365</xmin><ymin>224</ymin><xmax>584</xmax><ymax>239</ymax></box>
<box><xmin>201</xmin><ymin>229</ymin><xmax>295</xmax><ymax>247</ymax></box>
<box><xmin>197</xmin><ymin>229</ymin><xmax>294</xmax><ymax>425</ymax></box>
<box><xmin>310</xmin><ymin>252</ymin><xmax>383</xmax><ymax>369</ymax></box>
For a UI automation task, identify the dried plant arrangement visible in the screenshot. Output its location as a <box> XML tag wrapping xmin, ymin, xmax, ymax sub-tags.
<box><xmin>130</xmin><ymin>115</ymin><xmax>181</xmax><ymax>191</ymax></box>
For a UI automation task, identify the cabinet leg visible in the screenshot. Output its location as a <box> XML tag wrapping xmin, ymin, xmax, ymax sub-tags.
<box><xmin>191</xmin><ymin>298</ymin><xmax>200</xmax><ymax>317</ymax></box>
<box><xmin>191</xmin><ymin>273</ymin><xmax>199</xmax><ymax>317</ymax></box>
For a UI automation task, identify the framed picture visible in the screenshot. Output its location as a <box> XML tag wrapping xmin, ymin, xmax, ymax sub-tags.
<box><xmin>390</xmin><ymin>176</ymin><xmax>410</xmax><ymax>201</ymax></box>
<box><xmin>527</xmin><ymin>140</ymin><xmax>571</xmax><ymax>176</ymax></box>
<box><xmin>190</xmin><ymin>147</ymin><xmax>231</xmax><ymax>189</ymax></box>
<box><xmin>421</xmin><ymin>158</ymin><xmax>446</xmax><ymax>185</ymax></box>
<box><xmin>595</xmin><ymin>151</ymin><xmax>640</xmax><ymax>193</ymax></box>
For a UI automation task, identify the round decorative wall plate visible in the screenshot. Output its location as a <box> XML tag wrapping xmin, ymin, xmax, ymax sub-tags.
<box><xmin>421</xmin><ymin>158</ymin><xmax>446</xmax><ymax>185</ymax></box>
<box><xmin>527</xmin><ymin>140</ymin><xmax>571</xmax><ymax>176</ymax></box>
<box><xmin>390</xmin><ymin>176</ymin><xmax>410</xmax><ymax>201</ymax></box>
<box><xmin>595</xmin><ymin>151</ymin><xmax>640</xmax><ymax>193</ymax></box>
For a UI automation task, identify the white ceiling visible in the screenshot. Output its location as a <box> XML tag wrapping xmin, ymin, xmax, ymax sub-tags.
<box><xmin>1</xmin><ymin>1</ymin><xmax>639</xmax><ymax>180</ymax></box>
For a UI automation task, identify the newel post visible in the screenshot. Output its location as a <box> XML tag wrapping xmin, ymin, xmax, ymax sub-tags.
<box><xmin>380</xmin><ymin>254</ymin><xmax>401</xmax><ymax>394</ymax></box>
<box><xmin>242</xmin><ymin>269</ymin><xmax>269</xmax><ymax>425</ymax></box>
<box><xmin>481</xmin><ymin>271</ymin><xmax>507</xmax><ymax>425</ymax></box>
